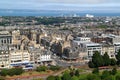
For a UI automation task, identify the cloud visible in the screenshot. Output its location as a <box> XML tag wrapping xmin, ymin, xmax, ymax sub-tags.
<box><xmin>39</xmin><ymin>0</ymin><xmax>103</xmax><ymax>4</ymax></box>
<box><xmin>0</xmin><ymin>0</ymin><xmax>120</xmax><ymax>9</ymax></box>
<box><xmin>1</xmin><ymin>0</ymin><xmax>120</xmax><ymax>4</ymax></box>
<box><xmin>36</xmin><ymin>0</ymin><xmax>120</xmax><ymax>4</ymax></box>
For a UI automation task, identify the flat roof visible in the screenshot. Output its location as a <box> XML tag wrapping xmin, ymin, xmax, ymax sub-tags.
<box><xmin>82</xmin><ymin>42</ymin><xmax>101</xmax><ymax>47</ymax></box>
<box><xmin>114</xmin><ymin>43</ymin><xmax>120</xmax><ymax>45</ymax></box>
<box><xmin>37</xmin><ymin>59</ymin><xmax>52</xmax><ymax>62</ymax></box>
<box><xmin>0</xmin><ymin>34</ymin><xmax>11</xmax><ymax>36</ymax></box>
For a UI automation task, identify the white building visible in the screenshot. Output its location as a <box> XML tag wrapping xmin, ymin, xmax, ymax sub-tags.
<box><xmin>83</xmin><ymin>42</ymin><xmax>102</xmax><ymax>59</ymax></box>
<box><xmin>86</xmin><ymin>14</ymin><xmax>94</xmax><ymax>18</ymax></box>
<box><xmin>0</xmin><ymin>45</ymin><xmax>9</xmax><ymax>68</ymax></box>
<box><xmin>102</xmin><ymin>46</ymin><xmax>115</xmax><ymax>58</ymax></box>
<box><xmin>73</xmin><ymin>37</ymin><xmax>102</xmax><ymax>59</ymax></box>
<box><xmin>0</xmin><ymin>50</ymin><xmax>31</xmax><ymax>68</ymax></box>
<box><xmin>113</xmin><ymin>36</ymin><xmax>120</xmax><ymax>44</ymax></box>
<box><xmin>37</xmin><ymin>50</ymin><xmax>52</xmax><ymax>65</ymax></box>
<box><xmin>73</xmin><ymin>37</ymin><xmax>91</xmax><ymax>45</ymax></box>
<box><xmin>102</xmin><ymin>34</ymin><xmax>120</xmax><ymax>44</ymax></box>
<box><xmin>9</xmin><ymin>50</ymin><xmax>30</xmax><ymax>68</ymax></box>
<box><xmin>37</xmin><ymin>54</ymin><xmax>52</xmax><ymax>62</ymax></box>
<box><xmin>114</xmin><ymin>43</ymin><xmax>120</xmax><ymax>53</ymax></box>
<box><xmin>0</xmin><ymin>51</ymin><xmax>9</xmax><ymax>68</ymax></box>
<box><xmin>28</xmin><ymin>48</ymin><xmax>52</xmax><ymax>65</ymax></box>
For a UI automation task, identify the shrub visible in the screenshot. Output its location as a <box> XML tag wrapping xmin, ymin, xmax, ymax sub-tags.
<box><xmin>87</xmin><ymin>74</ymin><xmax>100</xmax><ymax>80</ymax></box>
<box><xmin>47</xmin><ymin>75</ymin><xmax>55</xmax><ymax>80</ymax></box>
<box><xmin>62</xmin><ymin>72</ymin><xmax>71</xmax><ymax>80</ymax></box>
<box><xmin>71</xmin><ymin>76</ymin><xmax>79</xmax><ymax>80</ymax></box>
<box><xmin>111</xmin><ymin>68</ymin><xmax>117</xmax><ymax>75</ymax></box>
<box><xmin>110</xmin><ymin>59</ymin><xmax>116</xmax><ymax>66</ymax></box>
<box><xmin>92</xmin><ymin>68</ymin><xmax>99</xmax><ymax>74</ymax></box>
<box><xmin>101</xmin><ymin>70</ymin><xmax>110</xmax><ymax>79</ymax></box>
<box><xmin>49</xmin><ymin>65</ymin><xmax>60</xmax><ymax>71</ymax></box>
<box><xmin>36</xmin><ymin>66</ymin><xmax>48</xmax><ymax>72</ymax></box>
<box><xmin>0</xmin><ymin>68</ymin><xmax>24</xmax><ymax>76</ymax></box>
<box><xmin>8</xmin><ymin>68</ymin><xmax>24</xmax><ymax>76</ymax></box>
<box><xmin>0</xmin><ymin>69</ymin><xmax>9</xmax><ymax>76</ymax></box>
<box><xmin>75</xmin><ymin>69</ymin><xmax>80</xmax><ymax>77</ymax></box>
<box><xmin>116</xmin><ymin>75</ymin><xmax>120</xmax><ymax>80</ymax></box>
<box><xmin>55</xmin><ymin>76</ymin><xmax>61</xmax><ymax>80</ymax></box>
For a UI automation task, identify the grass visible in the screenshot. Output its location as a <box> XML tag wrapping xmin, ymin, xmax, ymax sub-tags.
<box><xmin>79</xmin><ymin>69</ymin><xmax>85</xmax><ymax>72</ymax></box>
<box><xmin>79</xmin><ymin>73</ymin><xmax>89</xmax><ymax>80</ymax></box>
<box><xmin>97</xmin><ymin>25</ymin><xmax>107</xmax><ymax>29</ymax></box>
<box><xmin>6</xmin><ymin>70</ymin><xmax>53</xmax><ymax>79</ymax></box>
<box><xmin>5</xmin><ymin>66</ymin><xmax>120</xmax><ymax>80</ymax></box>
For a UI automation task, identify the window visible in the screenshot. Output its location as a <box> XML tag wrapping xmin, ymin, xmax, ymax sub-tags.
<box><xmin>4</xmin><ymin>40</ymin><xmax>6</xmax><ymax>43</ymax></box>
<box><xmin>1</xmin><ymin>40</ymin><xmax>3</xmax><ymax>43</ymax></box>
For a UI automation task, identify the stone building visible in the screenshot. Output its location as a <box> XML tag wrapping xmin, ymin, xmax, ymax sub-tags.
<box><xmin>62</xmin><ymin>47</ymin><xmax>79</xmax><ymax>60</ymax></box>
<box><xmin>0</xmin><ymin>31</ymin><xmax>12</xmax><ymax>45</ymax></box>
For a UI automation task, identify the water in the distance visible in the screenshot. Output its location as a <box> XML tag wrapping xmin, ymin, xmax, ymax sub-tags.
<box><xmin>0</xmin><ymin>9</ymin><xmax>120</xmax><ymax>17</ymax></box>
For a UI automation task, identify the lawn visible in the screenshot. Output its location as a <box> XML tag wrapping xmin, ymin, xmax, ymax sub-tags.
<box><xmin>79</xmin><ymin>73</ymin><xmax>89</xmax><ymax>80</ymax></box>
<box><xmin>6</xmin><ymin>70</ymin><xmax>53</xmax><ymax>79</ymax></box>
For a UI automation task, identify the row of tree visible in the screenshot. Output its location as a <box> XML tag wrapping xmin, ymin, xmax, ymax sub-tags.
<box><xmin>0</xmin><ymin>67</ymin><xmax>24</xmax><ymax>76</ymax></box>
<box><xmin>92</xmin><ymin>68</ymin><xmax>117</xmax><ymax>75</ymax></box>
<box><xmin>90</xmin><ymin>67</ymin><xmax>118</xmax><ymax>80</ymax></box>
<box><xmin>46</xmin><ymin>68</ymin><xmax>120</xmax><ymax>80</ymax></box>
<box><xmin>46</xmin><ymin>69</ymin><xmax>79</xmax><ymax>80</ymax></box>
<box><xmin>36</xmin><ymin>65</ymin><xmax>61</xmax><ymax>72</ymax></box>
<box><xmin>88</xmin><ymin>50</ymin><xmax>120</xmax><ymax>68</ymax></box>
<box><xmin>37</xmin><ymin>17</ymin><xmax>65</xmax><ymax>25</ymax></box>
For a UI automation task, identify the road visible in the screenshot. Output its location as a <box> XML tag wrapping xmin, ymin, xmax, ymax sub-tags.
<box><xmin>52</xmin><ymin>55</ymin><xmax>86</xmax><ymax>67</ymax></box>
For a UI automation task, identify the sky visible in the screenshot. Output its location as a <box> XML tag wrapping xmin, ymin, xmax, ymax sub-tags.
<box><xmin>0</xmin><ymin>0</ymin><xmax>120</xmax><ymax>11</ymax></box>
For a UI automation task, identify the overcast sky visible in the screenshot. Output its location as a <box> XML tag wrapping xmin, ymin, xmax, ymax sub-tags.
<box><xmin>0</xmin><ymin>0</ymin><xmax>120</xmax><ymax>10</ymax></box>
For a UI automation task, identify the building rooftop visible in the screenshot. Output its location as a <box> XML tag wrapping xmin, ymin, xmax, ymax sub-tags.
<box><xmin>82</xmin><ymin>42</ymin><xmax>101</xmax><ymax>47</ymax></box>
<box><xmin>0</xmin><ymin>34</ymin><xmax>12</xmax><ymax>37</ymax></box>
<box><xmin>0</xmin><ymin>31</ymin><xmax>10</xmax><ymax>35</ymax></box>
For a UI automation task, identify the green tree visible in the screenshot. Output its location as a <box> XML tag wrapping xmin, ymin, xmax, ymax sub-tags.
<box><xmin>101</xmin><ymin>70</ymin><xmax>110</xmax><ymax>79</ymax></box>
<box><xmin>8</xmin><ymin>68</ymin><xmax>24</xmax><ymax>76</ymax></box>
<box><xmin>36</xmin><ymin>66</ymin><xmax>48</xmax><ymax>72</ymax></box>
<box><xmin>92</xmin><ymin>68</ymin><xmax>99</xmax><ymax>74</ymax></box>
<box><xmin>92</xmin><ymin>51</ymin><xmax>104</xmax><ymax>67</ymax></box>
<box><xmin>46</xmin><ymin>75</ymin><xmax>55</xmax><ymax>80</ymax></box>
<box><xmin>75</xmin><ymin>69</ymin><xmax>80</xmax><ymax>77</ymax></box>
<box><xmin>62</xmin><ymin>72</ymin><xmax>71</xmax><ymax>80</ymax></box>
<box><xmin>71</xmin><ymin>76</ymin><xmax>79</xmax><ymax>80</ymax></box>
<box><xmin>88</xmin><ymin>61</ymin><xmax>95</xmax><ymax>68</ymax></box>
<box><xmin>103</xmin><ymin>75</ymin><xmax>113</xmax><ymax>80</ymax></box>
<box><xmin>0</xmin><ymin>69</ymin><xmax>8</xmax><ymax>76</ymax></box>
<box><xmin>116</xmin><ymin>75</ymin><xmax>120</xmax><ymax>80</ymax></box>
<box><xmin>55</xmin><ymin>76</ymin><xmax>61</xmax><ymax>80</ymax></box>
<box><xmin>14</xmin><ymin>68</ymin><xmax>24</xmax><ymax>75</ymax></box>
<box><xmin>116</xmin><ymin>49</ymin><xmax>120</xmax><ymax>65</ymax></box>
<box><xmin>87</xmin><ymin>74</ymin><xmax>100</xmax><ymax>80</ymax></box>
<box><xmin>8</xmin><ymin>68</ymin><xmax>15</xmax><ymax>76</ymax></box>
<box><xmin>103</xmin><ymin>52</ymin><xmax>110</xmax><ymax>66</ymax></box>
<box><xmin>110</xmin><ymin>59</ymin><xmax>116</xmax><ymax>66</ymax></box>
<box><xmin>49</xmin><ymin>65</ymin><xmax>60</xmax><ymax>71</ymax></box>
<box><xmin>111</xmin><ymin>68</ymin><xmax>117</xmax><ymax>75</ymax></box>
<box><xmin>70</xmin><ymin>71</ymin><xmax>75</xmax><ymax>77</ymax></box>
